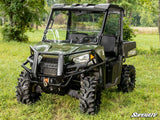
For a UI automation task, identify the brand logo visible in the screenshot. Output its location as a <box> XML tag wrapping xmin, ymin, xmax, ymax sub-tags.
<box><xmin>131</xmin><ymin>112</ymin><xmax>158</xmax><ymax>118</ymax></box>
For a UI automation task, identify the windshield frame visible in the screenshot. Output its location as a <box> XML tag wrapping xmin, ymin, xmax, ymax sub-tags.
<box><xmin>42</xmin><ymin>9</ymin><xmax>107</xmax><ymax>45</ymax></box>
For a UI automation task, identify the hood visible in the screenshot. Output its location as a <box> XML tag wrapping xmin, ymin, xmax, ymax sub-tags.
<box><xmin>33</xmin><ymin>41</ymin><xmax>98</xmax><ymax>54</ymax></box>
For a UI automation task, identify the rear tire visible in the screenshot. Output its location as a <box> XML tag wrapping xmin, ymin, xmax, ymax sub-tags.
<box><xmin>79</xmin><ymin>76</ymin><xmax>101</xmax><ymax>114</ymax></box>
<box><xmin>118</xmin><ymin>65</ymin><xmax>136</xmax><ymax>92</ymax></box>
<box><xmin>16</xmin><ymin>70</ymin><xmax>41</xmax><ymax>104</ymax></box>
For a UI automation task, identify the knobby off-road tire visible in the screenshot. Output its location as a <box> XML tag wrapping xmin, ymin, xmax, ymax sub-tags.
<box><xmin>118</xmin><ymin>65</ymin><xmax>136</xmax><ymax>92</ymax></box>
<box><xmin>79</xmin><ymin>76</ymin><xmax>101</xmax><ymax>115</ymax></box>
<box><xmin>16</xmin><ymin>70</ymin><xmax>41</xmax><ymax>104</ymax></box>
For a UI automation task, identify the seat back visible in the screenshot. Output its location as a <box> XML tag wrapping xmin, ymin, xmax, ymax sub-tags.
<box><xmin>101</xmin><ymin>35</ymin><xmax>117</xmax><ymax>56</ymax></box>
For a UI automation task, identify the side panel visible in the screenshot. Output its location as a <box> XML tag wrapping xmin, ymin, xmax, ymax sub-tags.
<box><xmin>95</xmin><ymin>46</ymin><xmax>106</xmax><ymax>61</ymax></box>
<box><xmin>95</xmin><ymin>46</ymin><xmax>106</xmax><ymax>88</ymax></box>
<box><xmin>106</xmin><ymin>59</ymin><xmax>122</xmax><ymax>84</ymax></box>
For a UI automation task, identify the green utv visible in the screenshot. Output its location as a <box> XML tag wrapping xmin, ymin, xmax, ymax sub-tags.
<box><xmin>16</xmin><ymin>4</ymin><xmax>136</xmax><ymax>114</ymax></box>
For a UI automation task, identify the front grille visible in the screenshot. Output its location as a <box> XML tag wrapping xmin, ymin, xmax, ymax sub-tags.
<box><xmin>38</xmin><ymin>57</ymin><xmax>58</xmax><ymax>76</ymax></box>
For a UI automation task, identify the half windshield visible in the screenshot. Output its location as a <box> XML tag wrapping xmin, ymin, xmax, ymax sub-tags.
<box><xmin>45</xmin><ymin>10</ymin><xmax>104</xmax><ymax>44</ymax></box>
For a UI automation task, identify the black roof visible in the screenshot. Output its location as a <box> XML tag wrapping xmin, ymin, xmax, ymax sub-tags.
<box><xmin>52</xmin><ymin>4</ymin><xmax>123</xmax><ymax>12</ymax></box>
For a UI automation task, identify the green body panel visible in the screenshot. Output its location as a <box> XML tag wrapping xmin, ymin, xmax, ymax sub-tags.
<box><xmin>33</xmin><ymin>41</ymin><xmax>106</xmax><ymax>60</ymax></box>
<box><xmin>95</xmin><ymin>46</ymin><xmax>105</xmax><ymax>61</ymax></box>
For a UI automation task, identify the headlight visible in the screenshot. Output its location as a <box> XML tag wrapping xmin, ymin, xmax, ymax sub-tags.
<box><xmin>73</xmin><ymin>54</ymin><xmax>89</xmax><ymax>63</ymax></box>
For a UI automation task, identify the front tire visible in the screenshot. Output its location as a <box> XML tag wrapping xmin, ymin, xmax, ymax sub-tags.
<box><xmin>16</xmin><ymin>70</ymin><xmax>41</xmax><ymax>104</ymax></box>
<box><xmin>79</xmin><ymin>76</ymin><xmax>101</xmax><ymax>114</ymax></box>
<box><xmin>118</xmin><ymin>65</ymin><xmax>136</xmax><ymax>92</ymax></box>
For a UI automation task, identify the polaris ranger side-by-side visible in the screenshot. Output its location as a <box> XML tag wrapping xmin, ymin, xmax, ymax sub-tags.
<box><xmin>16</xmin><ymin>4</ymin><xmax>136</xmax><ymax>114</ymax></box>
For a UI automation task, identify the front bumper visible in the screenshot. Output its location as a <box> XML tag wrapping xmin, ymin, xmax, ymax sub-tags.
<box><xmin>21</xmin><ymin>46</ymin><xmax>105</xmax><ymax>87</ymax></box>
